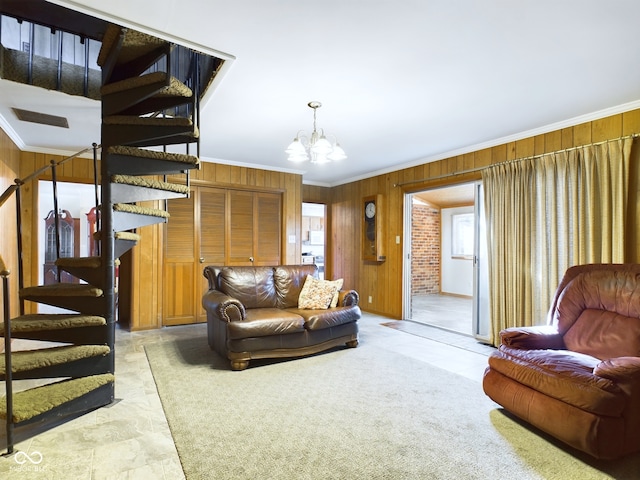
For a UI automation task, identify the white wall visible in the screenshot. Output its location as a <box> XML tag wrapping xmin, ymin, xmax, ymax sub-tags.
<box><xmin>440</xmin><ymin>205</ymin><xmax>474</xmax><ymax>296</ymax></box>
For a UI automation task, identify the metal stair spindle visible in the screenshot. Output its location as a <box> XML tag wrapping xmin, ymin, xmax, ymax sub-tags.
<box><xmin>50</xmin><ymin>160</ymin><xmax>63</xmax><ymax>282</ymax></box>
<box><xmin>1</xmin><ymin>256</ymin><xmax>15</xmax><ymax>454</ymax></box>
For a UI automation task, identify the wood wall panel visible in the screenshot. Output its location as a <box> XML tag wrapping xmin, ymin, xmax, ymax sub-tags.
<box><xmin>0</xmin><ymin>129</ymin><xmax>21</xmax><ymax>320</ymax></box>
<box><xmin>7</xmin><ymin>148</ymin><xmax>302</xmax><ymax>330</ymax></box>
<box><xmin>332</xmin><ymin>108</ymin><xmax>640</xmax><ymax>320</ymax></box>
<box><xmin>5</xmin><ymin>108</ymin><xmax>639</xmax><ymax>328</ymax></box>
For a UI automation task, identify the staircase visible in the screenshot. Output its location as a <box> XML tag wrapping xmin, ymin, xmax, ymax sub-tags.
<box><xmin>1</xmin><ymin>23</ymin><xmax>203</xmax><ymax>454</ymax></box>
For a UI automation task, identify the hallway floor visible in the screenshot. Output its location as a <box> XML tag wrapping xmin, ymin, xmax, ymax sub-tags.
<box><xmin>410</xmin><ymin>293</ymin><xmax>474</xmax><ymax>335</ymax></box>
<box><xmin>0</xmin><ymin>313</ymin><xmax>492</xmax><ymax>479</ymax></box>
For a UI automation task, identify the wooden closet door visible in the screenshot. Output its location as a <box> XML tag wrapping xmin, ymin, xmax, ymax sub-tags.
<box><xmin>255</xmin><ymin>192</ymin><xmax>281</xmax><ymax>265</ymax></box>
<box><xmin>163</xmin><ymin>194</ymin><xmax>197</xmax><ymax>325</ymax></box>
<box><xmin>196</xmin><ymin>187</ymin><xmax>226</xmax><ymax>322</ymax></box>
<box><xmin>163</xmin><ymin>187</ymin><xmax>283</xmax><ymax>325</ymax></box>
<box><xmin>227</xmin><ymin>190</ymin><xmax>255</xmax><ymax>265</ymax></box>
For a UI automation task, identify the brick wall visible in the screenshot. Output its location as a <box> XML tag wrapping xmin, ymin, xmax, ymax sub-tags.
<box><xmin>411</xmin><ymin>201</ymin><xmax>440</xmax><ymax>294</ymax></box>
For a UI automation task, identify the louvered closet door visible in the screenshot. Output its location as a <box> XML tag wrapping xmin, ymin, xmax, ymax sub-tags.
<box><xmin>255</xmin><ymin>192</ymin><xmax>281</xmax><ymax>265</ymax></box>
<box><xmin>163</xmin><ymin>194</ymin><xmax>197</xmax><ymax>325</ymax></box>
<box><xmin>163</xmin><ymin>187</ymin><xmax>282</xmax><ymax>325</ymax></box>
<box><xmin>227</xmin><ymin>190</ymin><xmax>255</xmax><ymax>265</ymax></box>
<box><xmin>195</xmin><ymin>187</ymin><xmax>226</xmax><ymax>322</ymax></box>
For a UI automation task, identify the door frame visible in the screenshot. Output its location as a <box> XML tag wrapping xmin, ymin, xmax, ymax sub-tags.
<box><xmin>402</xmin><ymin>181</ymin><xmax>487</xmax><ymax>339</ymax></box>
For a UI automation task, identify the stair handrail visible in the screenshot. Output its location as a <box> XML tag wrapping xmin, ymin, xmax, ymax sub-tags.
<box><xmin>0</xmin><ymin>144</ymin><xmax>100</xmax><ymax>210</ymax></box>
<box><xmin>0</xmin><ymin>144</ymin><xmax>101</xmax><ymax>310</ymax></box>
<box><xmin>0</xmin><ymin>254</ymin><xmax>15</xmax><ymax>454</ymax></box>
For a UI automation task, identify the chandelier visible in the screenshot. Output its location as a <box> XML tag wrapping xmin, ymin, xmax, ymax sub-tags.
<box><xmin>285</xmin><ymin>101</ymin><xmax>347</xmax><ymax>164</ymax></box>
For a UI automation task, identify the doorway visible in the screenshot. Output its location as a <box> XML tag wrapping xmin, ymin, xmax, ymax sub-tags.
<box><xmin>403</xmin><ymin>182</ymin><xmax>488</xmax><ymax>339</ymax></box>
<box><xmin>302</xmin><ymin>203</ymin><xmax>326</xmax><ymax>279</ymax></box>
<box><xmin>37</xmin><ymin>180</ymin><xmax>98</xmax><ymax>313</ymax></box>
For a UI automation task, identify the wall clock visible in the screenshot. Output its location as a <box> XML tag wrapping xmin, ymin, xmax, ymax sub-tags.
<box><xmin>362</xmin><ymin>194</ymin><xmax>385</xmax><ymax>262</ymax></box>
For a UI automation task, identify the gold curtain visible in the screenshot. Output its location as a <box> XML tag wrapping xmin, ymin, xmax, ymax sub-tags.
<box><xmin>481</xmin><ymin>137</ymin><xmax>634</xmax><ymax>345</ymax></box>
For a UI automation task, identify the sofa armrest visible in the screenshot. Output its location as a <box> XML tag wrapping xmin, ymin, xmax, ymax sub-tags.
<box><xmin>202</xmin><ymin>290</ymin><xmax>246</xmax><ymax>322</ymax></box>
<box><xmin>339</xmin><ymin>289</ymin><xmax>359</xmax><ymax>306</ymax></box>
<box><xmin>500</xmin><ymin>325</ymin><xmax>565</xmax><ymax>350</ymax></box>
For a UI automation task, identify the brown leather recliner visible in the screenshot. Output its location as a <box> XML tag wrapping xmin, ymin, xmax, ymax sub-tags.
<box><xmin>482</xmin><ymin>263</ymin><xmax>640</xmax><ymax>459</ymax></box>
<box><xmin>202</xmin><ymin>264</ymin><xmax>360</xmax><ymax>371</ymax></box>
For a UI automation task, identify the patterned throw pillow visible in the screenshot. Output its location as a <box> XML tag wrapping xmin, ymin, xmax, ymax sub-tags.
<box><xmin>328</xmin><ymin>278</ymin><xmax>344</xmax><ymax>307</ymax></box>
<box><xmin>298</xmin><ymin>275</ymin><xmax>342</xmax><ymax>309</ymax></box>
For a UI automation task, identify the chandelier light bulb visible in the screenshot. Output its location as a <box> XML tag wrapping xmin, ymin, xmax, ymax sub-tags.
<box><xmin>286</xmin><ymin>101</ymin><xmax>347</xmax><ymax>165</ymax></box>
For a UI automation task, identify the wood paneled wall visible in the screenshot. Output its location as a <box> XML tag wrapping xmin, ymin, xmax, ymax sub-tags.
<box><xmin>330</xmin><ymin>109</ymin><xmax>640</xmax><ymax>319</ymax></box>
<box><xmin>0</xmin><ymin>129</ymin><xmax>21</xmax><ymax>318</ymax></box>
<box><xmin>3</xmin><ymin>108</ymin><xmax>639</xmax><ymax>328</ymax></box>
<box><xmin>6</xmin><ymin>149</ymin><xmax>303</xmax><ymax>329</ymax></box>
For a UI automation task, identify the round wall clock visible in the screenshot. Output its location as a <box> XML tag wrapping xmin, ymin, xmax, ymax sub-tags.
<box><xmin>362</xmin><ymin>195</ymin><xmax>384</xmax><ymax>262</ymax></box>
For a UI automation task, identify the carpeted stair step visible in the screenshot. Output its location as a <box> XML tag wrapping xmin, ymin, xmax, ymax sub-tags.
<box><xmin>111</xmin><ymin>174</ymin><xmax>190</xmax><ymax>203</ymax></box>
<box><xmin>55</xmin><ymin>256</ymin><xmax>102</xmax><ymax>286</ymax></box>
<box><xmin>106</xmin><ymin>145</ymin><xmax>200</xmax><ymax>175</ymax></box>
<box><xmin>102</xmin><ymin>115</ymin><xmax>199</xmax><ymax>148</ymax></box>
<box><xmin>19</xmin><ymin>284</ymin><xmax>105</xmax><ymax>316</ymax></box>
<box><xmin>112</xmin><ymin>203</ymin><xmax>170</xmax><ymax>231</ymax></box>
<box><xmin>0</xmin><ymin>345</ymin><xmax>111</xmax><ymax>380</ymax></box>
<box><xmin>0</xmin><ymin>373</ymin><xmax>115</xmax><ymax>425</ymax></box>
<box><xmin>91</xmin><ymin>231</ymin><xmax>142</xmax><ymax>258</ymax></box>
<box><xmin>101</xmin><ymin>71</ymin><xmax>193</xmax><ymax>116</ymax></box>
<box><xmin>98</xmin><ymin>23</ymin><xmax>168</xmax><ymax>83</ymax></box>
<box><xmin>1</xmin><ymin>313</ymin><xmax>108</xmax><ymax>344</ymax></box>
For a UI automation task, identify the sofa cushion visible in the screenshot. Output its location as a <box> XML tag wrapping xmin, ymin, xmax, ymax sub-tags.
<box><xmin>227</xmin><ymin>308</ymin><xmax>305</xmax><ymax>340</ymax></box>
<box><xmin>328</xmin><ymin>278</ymin><xmax>344</xmax><ymax>307</ymax></box>
<box><xmin>287</xmin><ymin>305</ymin><xmax>361</xmax><ymax>331</ymax></box>
<box><xmin>218</xmin><ymin>266</ymin><xmax>277</xmax><ymax>309</ymax></box>
<box><xmin>273</xmin><ymin>265</ymin><xmax>319</xmax><ymax>308</ymax></box>
<box><xmin>489</xmin><ymin>346</ymin><xmax>625</xmax><ymax>416</ymax></box>
<box><xmin>298</xmin><ymin>275</ymin><xmax>340</xmax><ymax>309</ymax></box>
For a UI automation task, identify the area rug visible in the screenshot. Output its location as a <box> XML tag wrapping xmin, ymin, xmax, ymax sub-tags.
<box><xmin>145</xmin><ymin>336</ymin><xmax>640</xmax><ymax>480</ymax></box>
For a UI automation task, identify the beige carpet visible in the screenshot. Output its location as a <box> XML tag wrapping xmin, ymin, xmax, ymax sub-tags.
<box><xmin>145</xmin><ymin>336</ymin><xmax>640</xmax><ymax>480</ymax></box>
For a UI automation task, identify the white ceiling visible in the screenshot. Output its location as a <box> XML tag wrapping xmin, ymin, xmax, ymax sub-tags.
<box><xmin>3</xmin><ymin>0</ymin><xmax>640</xmax><ymax>186</ymax></box>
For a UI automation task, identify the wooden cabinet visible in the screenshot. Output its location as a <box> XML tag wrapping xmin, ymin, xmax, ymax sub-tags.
<box><xmin>163</xmin><ymin>186</ymin><xmax>282</xmax><ymax>325</ymax></box>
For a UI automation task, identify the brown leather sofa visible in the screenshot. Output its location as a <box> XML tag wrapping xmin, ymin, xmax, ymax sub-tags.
<box><xmin>202</xmin><ymin>264</ymin><xmax>360</xmax><ymax>370</ymax></box>
<box><xmin>483</xmin><ymin>263</ymin><xmax>640</xmax><ymax>459</ymax></box>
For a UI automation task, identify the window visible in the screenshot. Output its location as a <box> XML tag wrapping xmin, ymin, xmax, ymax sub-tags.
<box><xmin>451</xmin><ymin>213</ymin><xmax>473</xmax><ymax>259</ymax></box>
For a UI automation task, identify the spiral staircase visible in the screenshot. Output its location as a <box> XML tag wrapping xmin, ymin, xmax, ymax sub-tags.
<box><xmin>1</xmin><ymin>22</ymin><xmax>214</xmax><ymax>454</ymax></box>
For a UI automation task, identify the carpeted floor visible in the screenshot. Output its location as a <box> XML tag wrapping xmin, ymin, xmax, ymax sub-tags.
<box><xmin>145</xmin><ymin>334</ymin><xmax>640</xmax><ymax>480</ymax></box>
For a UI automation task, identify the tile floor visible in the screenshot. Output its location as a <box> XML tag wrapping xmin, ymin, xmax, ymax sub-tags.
<box><xmin>410</xmin><ymin>293</ymin><xmax>474</xmax><ymax>335</ymax></box>
<box><xmin>0</xmin><ymin>313</ymin><xmax>493</xmax><ymax>479</ymax></box>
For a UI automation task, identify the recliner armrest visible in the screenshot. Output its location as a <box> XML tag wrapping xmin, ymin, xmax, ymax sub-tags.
<box><xmin>594</xmin><ymin>357</ymin><xmax>640</xmax><ymax>399</ymax></box>
<box><xmin>594</xmin><ymin>357</ymin><xmax>640</xmax><ymax>382</ymax></box>
<box><xmin>202</xmin><ymin>290</ymin><xmax>246</xmax><ymax>322</ymax></box>
<box><xmin>500</xmin><ymin>325</ymin><xmax>565</xmax><ymax>350</ymax></box>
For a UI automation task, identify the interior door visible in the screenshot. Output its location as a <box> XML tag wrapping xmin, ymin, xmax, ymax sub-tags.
<box><xmin>163</xmin><ymin>187</ymin><xmax>282</xmax><ymax>325</ymax></box>
<box><xmin>164</xmin><ymin>186</ymin><xmax>227</xmax><ymax>325</ymax></box>
<box><xmin>473</xmin><ymin>182</ymin><xmax>490</xmax><ymax>340</ymax></box>
<box><xmin>196</xmin><ymin>187</ymin><xmax>227</xmax><ymax>321</ymax></box>
<box><xmin>163</xmin><ymin>193</ymin><xmax>197</xmax><ymax>325</ymax></box>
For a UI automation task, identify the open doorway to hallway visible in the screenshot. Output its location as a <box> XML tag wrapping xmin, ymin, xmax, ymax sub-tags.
<box><xmin>405</xmin><ymin>183</ymin><xmax>476</xmax><ymax>335</ymax></box>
